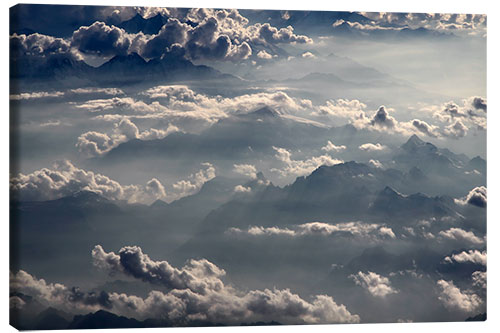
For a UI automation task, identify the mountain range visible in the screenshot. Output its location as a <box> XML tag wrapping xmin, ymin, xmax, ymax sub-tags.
<box><xmin>10</xmin><ymin>51</ymin><xmax>238</xmax><ymax>88</ymax></box>
<box><xmin>100</xmin><ymin>106</ymin><xmax>331</xmax><ymax>165</ymax></box>
<box><xmin>10</xmin><ymin>133</ymin><xmax>487</xmax><ymax>327</ymax></box>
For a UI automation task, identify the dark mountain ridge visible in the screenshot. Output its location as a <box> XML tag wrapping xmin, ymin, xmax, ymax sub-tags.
<box><xmin>10</xmin><ymin>51</ymin><xmax>239</xmax><ymax>88</ymax></box>
<box><xmin>118</xmin><ymin>13</ymin><xmax>168</xmax><ymax>34</ymax></box>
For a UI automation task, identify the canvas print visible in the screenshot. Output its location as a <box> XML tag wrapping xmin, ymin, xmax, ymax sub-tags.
<box><xmin>9</xmin><ymin>4</ymin><xmax>487</xmax><ymax>329</ymax></box>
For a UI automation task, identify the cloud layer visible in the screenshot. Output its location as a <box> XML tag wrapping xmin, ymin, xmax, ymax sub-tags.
<box><xmin>437</xmin><ymin>280</ymin><xmax>482</xmax><ymax>312</ymax></box>
<box><xmin>172</xmin><ymin>162</ymin><xmax>216</xmax><ymax>197</ymax></box>
<box><xmin>321</xmin><ymin>141</ymin><xmax>346</xmax><ymax>152</ymax></box>
<box><xmin>83</xmin><ymin>245</ymin><xmax>361</xmax><ymax>324</ymax></box>
<box><xmin>75</xmin><ymin>87</ymin><xmax>316</xmax><ymax>142</ymax></box>
<box><xmin>358</xmin><ymin>143</ymin><xmax>387</xmax><ymax>152</ymax></box>
<box><xmin>9</xmin><ymin>160</ymin><xmax>167</xmax><ymax>204</ymax></box>
<box><xmin>444</xmin><ymin>250</ymin><xmax>486</xmax><ymax>266</ymax></box>
<box><xmin>271</xmin><ymin>147</ymin><xmax>342</xmax><ymax>177</ymax></box>
<box><xmin>12</xmin><ymin>8</ymin><xmax>314</xmax><ymax>62</ymax></box>
<box><xmin>455</xmin><ymin>186</ymin><xmax>486</xmax><ymax>208</ymax></box>
<box><xmin>76</xmin><ymin>118</ymin><xmax>179</xmax><ymax>157</ymax></box>
<box><xmin>312</xmin><ymin>97</ymin><xmax>486</xmax><ymax>139</ymax></box>
<box><xmin>233</xmin><ymin>164</ymin><xmax>258</xmax><ymax>179</ymax></box>
<box><xmin>349</xmin><ymin>271</ymin><xmax>398</xmax><ymax>297</ymax></box>
<box><xmin>438</xmin><ymin>228</ymin><xmax>485</xmax><ymax>246</ymax></box>
<box><xmin>336</xmin><ymin>13</ymin><xmax>486</xmax><ymax>37</ymax></box>
<box><xmin>228</xmin><ymin>221</ymin><xmax>396</xmax><ymax>241</ymax></box>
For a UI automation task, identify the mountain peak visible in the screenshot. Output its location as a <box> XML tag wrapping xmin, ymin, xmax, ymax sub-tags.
<box><xmin>243</xmin><ymin>171</ymin><xmax>270</xmax><ymax>189</ymax></box>
<box><xmin>118</xmin><ymin>13</ymin><xmax>147</xmax><ymax>27</ymax></box>
<box><xmin>149</xmin><ymin>13</ymin><xmax>165</xmax><ymax>20</ymax></box>
<box><xmin>69</xmin><ymin>309</ymin><xmax>145</xmax><ymax>329</ymax></box>
<box><xmin>408</xmin><ymin>166</ymin><xmax>425</xmax><ymax>181</ymax></box>
<box><xmin>150</xmin><ymin>199</ymin><xmax>168</xmax><ymax>209</ymax></box>
<box><xmin>256</xmin><ymin>171</ymin><xmax>266</xmax><ymax>181</ymax></box>
<box><xmin>300</xmin><ymin>72</ymin><xmax>344</xmax><ymax>82</ymax></box>
<box><xmin>70</xmin><ymin>190</ymin><xmax>103</xmax><ymax>201</ymax></box>
<box><xmin>401</xmin><ymin>134</ymin><xmax>437</xmax><ymax>153</ymax></box>
<box><xmin>407</xmin><ymin>134</ymin><xmax>424</xmax><ymax>145</ymax></box>
<box><xmin>467</xmin><ymin>155</ymin><xmax>486</xmax><ymax>173</ymax></box>
<box><xmin>107</xmin><ymin>52</ymin><xmax>146</xmax><ymax>64</ymax></box>
<box><xmin>470</xmin><ymin>156</ymin><xmax>485</xmax><ymax>163</ymax></box>
<box><xmin>380</xmin><ymin>186</ymin><xmax>400</xmax><ymax>197</ymax></box>
<box><xmin>130</xmin><ymin>13</ymin><xmax>145</xmax><ymax>21</ymax></box>
<box><xmin>118</xmin><ymin>12</ymin><xmax>166</xmax><ymax>34</ymax></box>
<box><xmin>246</xmin><ymin>106</ymin><xmax>280</xmax><ymax>118</ymax></box>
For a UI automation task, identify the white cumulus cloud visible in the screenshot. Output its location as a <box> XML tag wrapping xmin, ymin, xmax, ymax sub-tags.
<box><xmin>349</xmin><ymin>271</ymin><xmax>398</xmax><ymax>297</ymax></box>
<box><xmin>437</xmin><ymin>279</ymin><xmax>482</xmax><ymax>312</ymax></box>
<box><xmin>271</xmin><ymin>146</ymin><xmax>342</xmax><ymax>177</ymax></box>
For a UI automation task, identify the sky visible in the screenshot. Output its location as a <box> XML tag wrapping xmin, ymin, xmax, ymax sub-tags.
<box><xmin>4</xmin><ymin>0</ymin><xmax>496</xmax><ymax>332</ymax></box>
